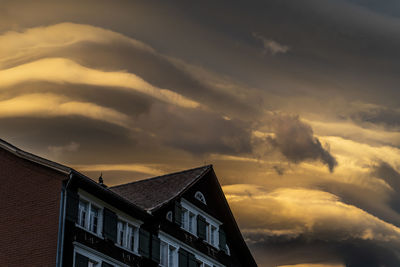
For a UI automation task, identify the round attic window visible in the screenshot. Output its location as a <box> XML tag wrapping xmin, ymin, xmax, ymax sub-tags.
<box><xmin>195</xmin><ymin>191</ymin><xmax>207</xmax><ymax>204</ymax></box>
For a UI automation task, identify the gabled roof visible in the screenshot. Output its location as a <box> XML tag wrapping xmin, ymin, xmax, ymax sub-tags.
<box><xmin>110</xmin><ymin>165</ymin><xmax>212</xmax><ymax>211</ymax></box>
<box><xmin>111</xmin><ymin>164</ymin><xmax>257</xmax><ymax>266</ymax></box>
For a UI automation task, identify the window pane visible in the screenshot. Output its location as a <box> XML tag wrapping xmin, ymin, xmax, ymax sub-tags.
<box><xmin>127</xmin><ymin>225</ymin><xmax>135</xmax><ymax>251</ymax></box>
<box><xmin>169</xmin><ymin>246</ymin><xmax>176</xmax><ymax>267</ymax></box>
<box><xmin>181</xmin><ymin>209</ymin><xmax>188</xmax><ymax>230</ymax></box>
<box><xmin>211</xmin><ymin>226</ymin><xmax>216</xmax><ymax>245</ymax></box>
<box><xmin>160</xmin><ymin>241</ymin><xmax>168</xmax><ymax>266</ymax></box>
<box><xmin>189</xmin><ymin>212</ymin><xmax>195</xmax><ymax>234</ymax></box>
<box><xmin>90</xmin><ymin>206</ymin><xmax>99</xmax><ymax>233</ymax></box>
<box><xmin>78</xmin><ymin>201</ymin><xmax>88</xmax><ymax>228</ymax></box>
<box><xmin>117</xmin><ymin>221</ymin><xmax>125</xmax><ymax>246</ymax></box>
<box><xmin>206</xmin><ymin>223</ymin><xmax>210</xmax><ymax>242</ymax></box>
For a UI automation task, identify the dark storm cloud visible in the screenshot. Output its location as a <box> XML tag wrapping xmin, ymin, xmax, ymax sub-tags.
<box><xmin>316</xmin><ymin>180</ymin><xmax>400</xmax><ymax>229</ymax></box>
<box><xmin>247</xmin><ymin>233</ymin><xmax>400</xmax><ymax>267</ymax></box>
<box><xmin>349</xmin><ymin>106</ymin><xmax>400</xmax><ymax>130</ymax></box>
<box><xmin>372</xmin><ymin>162</ymin><xmax>400</xmax><ymax>214</ymax></box>
<box><xmin>135</xmin><ymin>103</ymin><xmax>253</xmax><ymax>155</ymax></box>
<box><xmin>258</xmin><ymin>115</ymin><xmax>338</xmax><ymax>172</ymax></box>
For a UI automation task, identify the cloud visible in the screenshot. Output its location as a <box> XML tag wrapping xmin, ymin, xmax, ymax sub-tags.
<box><xmin>48</xmin><ymin>141</ymin><xmax>80</xmax><ymax>155</ymax></box>
<box><xmin>372</xmin><ymin>162</ymin><xmax>400</xmax><ymax>214</ymax></box>
<box><xmin>0</xmin><ymin>93</ymin><xmax>130</xmax><ymax>127</ymax></box>
<box><xmin>254</xmin><ymin>115</ymin><xmax>337</xmax><ymax>172</ymax></box>
<box><xmin>253</xmin><ymin>32</ymin><xmax>290</xmax><ymax>55</ymax></box>
<box><xmin>0</xmin><ymin>22</ymin><xmax>154</xmax><ymax>68</ymax></box>
<box><xmin>224</xmin><ymin>185</ymin><xmax>400</xmax><ymax>242</ymax></box>
<box><xmin>278</xmin><ymin>264</ymin><xmax>344</xmax><ymax>267</ymax></box>
<box><xmin>134</xmin><ymin>103</ymin><xmax>253</xmax><ymax>155</ymax></box>
<box><xmin>224</xmin><ymin>184</ymin><xmax>400</xmax><ymax>266</ymax></box>
<box><xmin>348</xmin><ymin>103</ymin><xmax>400</xmax><ymax>130</ymax></box>
<box><xmin>0</xmin><ymin>57</ymin><xmax>201</xmax><ymax>109</ymax></box>
<box><xmin>73</xmin><ymin>163</ymin><xmax>164</xmax><ymax>176</ymax></box>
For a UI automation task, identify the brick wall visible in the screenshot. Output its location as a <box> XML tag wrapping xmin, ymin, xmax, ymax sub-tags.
<box><xmin>0</xmin><ymin>148</ymin><xmax>67</xmax><ymax>267</ymax></box>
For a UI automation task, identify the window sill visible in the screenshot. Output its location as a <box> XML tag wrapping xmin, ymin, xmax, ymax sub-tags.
<box><xmin>180</xmin><ymin>227</ymin><xmax>198</xmax><ymax>238</ymax></box>
<box><xmin>114</xmin><ymin>243</ymin><xmax>140</xmax><ymax>257</ymax></box>
<box><xmin>75</xmin><ymin>224</ymin><xmax>104</xmax><ymax>240</ymax></box>
<box><xmin>201</xmin><ymin>239</ymin><xmax>220</xmax><ymax>250</ymax></box>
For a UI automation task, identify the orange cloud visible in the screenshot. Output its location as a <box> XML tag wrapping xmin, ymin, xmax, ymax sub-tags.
<box><xmin>223</xmin><ymin>185</ymin><xmax>400</xmax><ymax>243</ymax></box>
<box><xmin>0</xmin><ymin>93</ymin><xmax>130</xmax><ymax>127</ymax></box>
<box><xmin>0</xmin><ymin>58</ymin><xmax>201</xmax><ymax>109</ymax></box>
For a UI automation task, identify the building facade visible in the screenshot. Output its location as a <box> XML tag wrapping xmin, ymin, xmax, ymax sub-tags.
<box><xmin>0</xmin><ymin>139</ymin><xmax>257</xmax><ymax>267</ymax></box>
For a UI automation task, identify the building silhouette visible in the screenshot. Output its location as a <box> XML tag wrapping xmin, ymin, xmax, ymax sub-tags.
<box><xmin>0</xmin><ymin>139</ymin><xmax>257</xmax><ymax>267</ymax></box>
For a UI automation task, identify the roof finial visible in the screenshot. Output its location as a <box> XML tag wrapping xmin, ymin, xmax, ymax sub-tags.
<box><xmin>98</xmin><ymin>172</ymin><xmax>107</xmax><ymax>188</ymax></box>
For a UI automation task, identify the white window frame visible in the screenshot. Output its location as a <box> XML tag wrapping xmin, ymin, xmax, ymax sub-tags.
<box><xmin>180</xmin><ymin>198</ymin><xmax>221</xmax><ymax>248</ymax></box>
<box><xmin>115</xmin><ymin>218</ymin><xmax>140</xmax><ymax>254</ymax></box>
<box><xmin>181</xmin><ymin>207</ymin><xmax>189</xmax><ymax>230</ymax></box>
<box><xmin>77</xmin><ymin>194</ymin><xmax>103</xmax><ymax>237</ymax></box>
<box><xmin>73</xmin><ymin>242</ymin><xmax>128</xmax><ymax>267</ymax></box>
<box><xmin>159</xmin><ymin>231</ymin><xmax>224</xmax><ymax>267</ymax></box>
<box><xmin>194</xmin><ymin>191</ymin><xmax>207</xmax><ymax>205</ymax></box>
<box><xmin>160</xmin><ymin>240</ymin><xmax>178</xmax><ymax>267</ymax></box>
<box><xmin>77</xmin><ymin>189</ymin><xmax>143</xmax><ymax>246</ymax></box>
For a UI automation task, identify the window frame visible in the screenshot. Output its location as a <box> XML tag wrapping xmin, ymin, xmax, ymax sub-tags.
<box><xmin>76</xmin><ymin>195</ymin><xmax>103</xmax><ymax>237</ymax></box>
<box><xmin>73</xmin><ymin>242</ymin><xmax>128</xmax><ymax>267</ymax></box>
<box><xmin>160</xmin><ymin>240</ymin><xmax>178</xmax><ymax>267</ymax></box>
<box><xmin>115</xmin><ymin>218</ymin><xmax>140</xmax><ymax>254</ymax></box>
<box><xmin>180</xmin><ymin>198</ymin><xmax>222</xmax><ymax>249</ymax></box>
<box><xmin>158</xmin><ymin>231</ymin><xmax>224</xmax><ymax>267</ymax></box>
<box><xmin>194</xmin><ymin>191</ymin><xmax>207</xmax><ymax>205</ymax></box>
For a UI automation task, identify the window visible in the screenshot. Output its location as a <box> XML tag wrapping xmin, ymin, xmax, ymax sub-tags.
<box><xmin>182</xmin><ymin>209</ymin><xmax>196</xmax><ymax>235</ymax></box>
<box><xmin>181</xmin><ymin>208</ymin><xmax>188</xmax><ymax>230</ymax></box>
<box><xmin>77</xmin><ymin>199</ymin><xmax>102</xmax><ymax>236</ymax></box>
<box><xmin>78</xmin><ymin>201</ymin><xmax>88</xmax><ymax>228</ymax></box>
<box><xmin>116</xmin><ymin>219</ymin><xmax>138</xmax><ymax>252</ymax></box>
<box><xmin>90</xmin><ymin>206</ymin><xmax>99</xmax><ymax>233</ymax></box>
<box><xmin>88</xmin><ymin>260</ymin><xmax>98</xmax><ymax>267</ymax></box>
<box><xmin>188</xmin><ymin>212</ymin><xmax>195</xmax><ymax>234</ymax></box>
<box><xmin>117</xmin><ymin>221</ymin><xmax>124</xmax><ymax>246</ymax></box>
<box><xmin>127</xmin><ymin>225</ymin><xmax>135</xmax><ymax>251</ymax></box>
<box><xmin>75</xmin><ymin>250</ymin><xmax>121</xmax><ymax>267</ymax></box>
<box><xmin>206</xmin><ymin>223</ymin><xmax>210</xmax><ymax>242</ymax></box>
<box><xmin>160</xmin><ymin>241</ymin><xmax>177</xmax><ymax>267</ymax></box>
<box><xmin>180</xmin><ymin>198</ymin><xmax>222</xmax><ymax>249</ymax></box>
<box><xmin>75</xmin><ymin>252</ymin><xmax>99</xmax><ymax>267</ymax></box>
<box><xmin>166</xmin><ymin>211</ymin><xmax>173</xmax><ymax>222</ymax></box>
<box><xmin>210</xmin><ymin>226</ymin><xmax>217</xmax><ymax>246</ymax></box>
<box><xmin>194</xmin><ymin>191</ymin><xmax>206</xmax><ymax>204</ymax></box>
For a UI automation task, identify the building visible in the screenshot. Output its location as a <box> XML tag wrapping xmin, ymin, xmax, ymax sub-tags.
<box><xmin>0</xmin><ymin>138</ymin><xmax>257</xmax><ymax>267</ymax></box>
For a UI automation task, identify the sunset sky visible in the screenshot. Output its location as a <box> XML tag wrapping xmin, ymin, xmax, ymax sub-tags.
<box><xmin>2</xmin><ymin>1</ymin><xmax>400</xmax><ymax>266</ymax></box>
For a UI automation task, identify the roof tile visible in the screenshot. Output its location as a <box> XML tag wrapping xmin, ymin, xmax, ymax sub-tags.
<box><xmin>110</xmin><ymin>165</ymin><xmax>211</xmax><ymax>211</ymax></box>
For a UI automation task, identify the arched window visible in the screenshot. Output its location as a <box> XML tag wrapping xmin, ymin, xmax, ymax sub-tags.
<box><xmin>166</xmin><ymin>211</ymin><xmax>173</xmax><ymax>222</ymax></box>
<box><xmin>195</xmin><ymin>191</ymin><xmax>207</xmax><ymax>204</ymax></box>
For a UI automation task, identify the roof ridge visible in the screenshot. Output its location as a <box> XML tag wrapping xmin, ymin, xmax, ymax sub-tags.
<box><xmin>149</xmin><ymin>165</ymin><xmax>212</xmax><ymax>212</ymax></box>
<box><xmin>110</xmin><ymin>164</ymin><xmax>212</xmax><ymax>189</ymax></box>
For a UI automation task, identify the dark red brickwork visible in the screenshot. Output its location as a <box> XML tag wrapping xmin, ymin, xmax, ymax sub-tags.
<box><xmin>0</xmin><ymin>148</ymin><xmax>67</xmax><ymax>267</ymax></box>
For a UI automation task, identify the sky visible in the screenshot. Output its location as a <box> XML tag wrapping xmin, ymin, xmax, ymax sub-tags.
<box><xmin>1</xmin><ymin>1</ymin><xmax>400</xmax><ymax>266</ymax></box>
